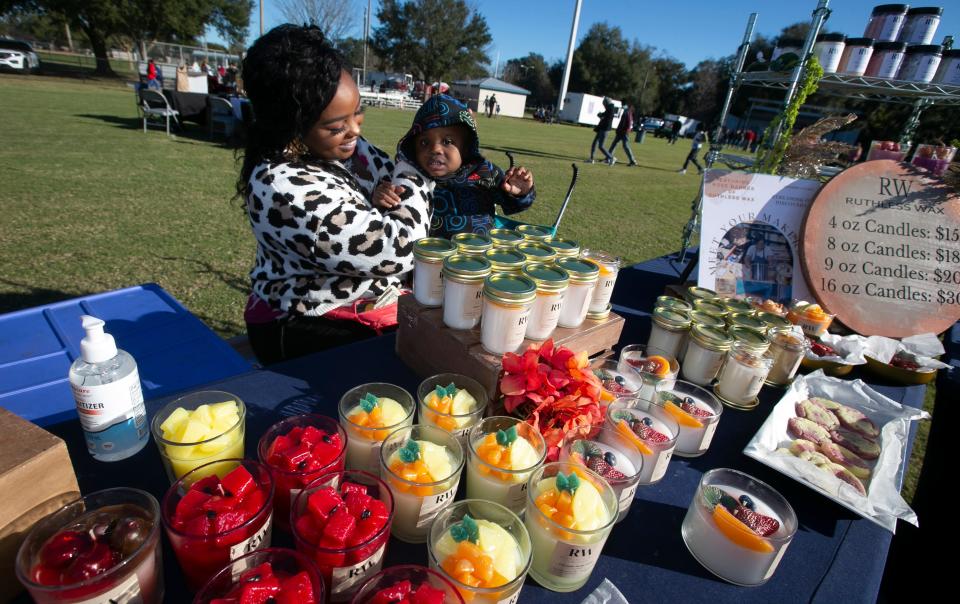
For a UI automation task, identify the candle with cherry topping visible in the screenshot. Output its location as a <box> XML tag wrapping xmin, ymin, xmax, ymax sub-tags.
<box><xmin>258</xmin><ymin>414</ymin><xmax>347</xmax><ymax>532</ymax></box>
<box><xmin>560</xmin><ymin>425</ymin><xmax>643</xmax><ymax>522</ymax></box>
<box><xmin>380</xmin><ymin>425</ymin><xmax>464</xmax><ymax>543</ymax></box>
<box><xmin>465</xmin><ymin>417</ymin><xmax>547</xmax><ymax>515</ymax></box>
<box><xmin>681</xmin><ymin>468</ymin><xmax>797</xmax><ymax>586</ymax></box>
<box><xmin>339</xmin><ymin>384</ymin><xmax>415</xmax><ymax>474</ymax></box>
<box><xmin>16</xmin><ymin>488</ymin><xmax>163</xmax><ymax>604</ymax></box>
<box><xmin>193</xmin><ymin>548</ymin><xmax>324</xmax><ymax>603</ymax></box>
<box><xmin>291</xmin><ymin>471</ymin><xmax>394</xmax><ymax>602</ymax></box>
<box><xmin>605</xmin><ymin>399</ymin><xmax>679</xmax><ymax>485</ymax></box>
<box><xmin>161</xmin><ymin>459</ymin><xmax>275</xmax><ymax>591</ymax></box>
<box><xmin>617</xmin><ymin>344</ymin><xmax>678</xmax><ymax>402</ymax></box>
<box><xmin>524</xmin><ymin>463</ymin><xmax>617</xmax><ymax>592</ymax></box>
<box><xmin>417</xmin><ymin>374</ymin><xmax>488</xmax><ymax>447</ymax></box>
<box><xmin>428</xmin><ymin>500</ymin><xmax>531</xmax><ymax>604</ymax></box>
<box><xmin>351</xmin><ymin>565</ymin><xmax>463</xmax><ymax>604</ymax></box>
<box><xmin>657</xmin><ymin>381</ymin><xmax>723</xmax><ymax>458</ymax></box>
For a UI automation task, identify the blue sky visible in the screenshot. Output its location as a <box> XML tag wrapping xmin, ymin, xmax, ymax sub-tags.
<box><xmin>217</xmin><ymin>1</ymin><xmax>958</xmax><ymax>69</ymax></box>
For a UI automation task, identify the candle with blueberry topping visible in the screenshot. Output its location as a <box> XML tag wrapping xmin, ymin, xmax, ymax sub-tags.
<box><xmin>339</xmin><ymin>384</ymin><xmax>415</xmax><ymax>474</ymax></box>
<box><xmin>617</xmin><ymin>344</ymin><xmax>678</xmax><ymax>401</ymax></box>
<box><xmin>605</xmin><ymin>399</ymin><xmax>679</xmax><ymax>484</ymax></box>
<box><xmin>657</xmin><ymin>382</ymin><xmax>723</xmax><ymax>458</ymax></box>
<box><xmin>681</xmin><ymin>468</ymin><xmax>797</xmax><ymax>586</ymax></box>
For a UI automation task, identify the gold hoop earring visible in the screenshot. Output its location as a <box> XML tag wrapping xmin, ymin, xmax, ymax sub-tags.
<box><xmin>283</xmin><ymin>138</ymin><xmax>308</xmax><ymax>161</ymax></box>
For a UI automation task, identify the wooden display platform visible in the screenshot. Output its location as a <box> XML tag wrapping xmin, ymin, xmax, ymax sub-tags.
<box><xmin>396</xmin><ymin>295</ymin><xmax>624</xmax><ymax>403</ymax></box>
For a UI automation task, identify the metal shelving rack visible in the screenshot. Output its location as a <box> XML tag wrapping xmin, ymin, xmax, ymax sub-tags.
<box><xmin>676</xmin><ymin>0</ymin><xmax>960</xmax><ymax>280</ymax></box>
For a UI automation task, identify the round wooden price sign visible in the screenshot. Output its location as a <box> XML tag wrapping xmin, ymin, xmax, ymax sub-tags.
<box><xmin>801</xmin><ymin>160</ymin><xmax>960</xmax><ymax>337</ymax></box>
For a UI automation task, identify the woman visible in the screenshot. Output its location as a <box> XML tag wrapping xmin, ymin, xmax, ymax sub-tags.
<box><xmin>238</xmin><ymin>25</ymin><xmax>431</xmax><ymax>365</ymax></box>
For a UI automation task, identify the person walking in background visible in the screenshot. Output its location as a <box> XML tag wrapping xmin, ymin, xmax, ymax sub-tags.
<box><xmin>743</xmin><ymin>128</ymin><xmax>756</xmax><ymax>151</ymax></box>
<box><xmin>608</xmin><ymin>104</ymin><xmax>637</xmax><ymax>166</ymax></box>
<box><xmin>586</xmin><ymin>97</ymin><xmax>616</xmax><ymax>165</ymax></box>
<box><xmin>146</xmin><ymin>58</ymin><xmax>161</xmax><ymax>89</ymax></box>
<box><xmin>669</xmin><ymin>119</ymin><xmax>682</xmax><ymax>144</ymax></box>
<box><xmin>679</xmin><ymin>125</ymin><xmax>708</xmax><ymax>174</ymax></box>
<box><xmin>487</xmin><ymin>94</ymin><xmax>498</xmax><ymax>117</ymax></box>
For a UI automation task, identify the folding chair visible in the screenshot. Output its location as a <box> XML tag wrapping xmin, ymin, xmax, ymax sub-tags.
<box><xmin>139</xmin><ymin>88</ymin><xmax>180</xmax><ymax>136</ymax></box>
<box><xmin>207</xmin><ymin>96</ymin><xmax>236</xmax><ymax>139</ymax></box>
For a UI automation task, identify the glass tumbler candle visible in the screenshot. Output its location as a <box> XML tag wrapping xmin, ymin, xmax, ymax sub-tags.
<box><xmin>522</xmin><ymin>262</ymin><xmax>570</xmax><ymax>341</ymax></box>
<box><xmin>380</xmin><ymin>425</ymin><xmax>465</xmax><ymax>544</ymax></box>
<box><xmin>581</xmin><ymin>248</ymin><xmax>621</xmax><ymax>314</ymax></box>
<box><xmin>524</xmin><ymin>462</ymin><xmax>617</xmax><ymax>592</ymax></box>
<box><xmin>161</xmin><ymin>459</ymin><xmax>275</xmax><ymax>591</ymax></box>
<box><xmin>480</xmin><ymin>273</ymin><xmax>537</xmax><ymax>355</ymax></box>
<box><xmin>442</xmin><ymin>254</ymin><xmax>492</xmax><ymax>330</ymax></box>
<box><xmin>151</xmin><ymin>390</ymin><xmax>246</xmax><ymax>484</ymax></box>
<box><xmin>560</xmin><ymin>425</ymin><xmax>643</xmax><ymax>522</ymax></box>
<box><xmin>681</xmin><ymin>468</ymin><xmax>797</xmax><ymax>586</ymax></box>
<box><xmin>417</xmin><ymin>373</ymin><xmax>489</xmax><ymax>446</ymax></box>
<box><xmin>338</xmin><ymin>383</ymin><xmax>415</xmax><ymax>474</ymax></box>
<box><xmin>715</xmin><ymin>340</ymin><xmax>773</xmax><ymax>410</ymax></box>
<box><xmin>428</xmin><ymin>500</ymin><xmax>532</xmax><ymax>604</ymax></box>
<box><xmin>291</xmin><ymin>471</ymin><xmax>394</xmax><ymax>601</ymax></box>
<box><xmin>413</xmin><ymin>238</ymin><xmax>457</xmax><ymax>307</ymax></box>
<box><xmin>593</xmin><ymin>358</ymin><xmax>644</xmax><ymax>401</ymax></box>
<box><xmin>257</xmin><ymin>414</ymin><xmax>347</xmax><ymax>532</ymax></box>
<box><xmin>657</xmin><ymin>381</ymin><xmax>723</xmax><ymax>457</ymax></box>
<box><xmin>193</xmin><ymin>548</ymin><xmax>325</xmax><ymax>604</ymax></box>
<box><xmin>466</xmin><ymin>416</ymin><xmax>547</xmax><ymax>515</ymax></box>
<box><xmin>16</xmin><ymin>488</ymin><xmax>164</xmax><ymax>604</ymax></box>
<box><xmin>605</xmin><ymin>399</ymin><xmax>679</xmax><ymax>485</ymax></box>
<box><xmin>351</xmin><ymin>565</ymin><xmax>464</xmax><ymax>604</ymax></box>
<box><xmin>617</xmin><ymin>343</ymin><xmax>679</xmax><ymax>403</ymax></box>
<box><xmin>555</xmin><ymin>257</ymin><xmax>600</xmax><ymax>328</ymax></box>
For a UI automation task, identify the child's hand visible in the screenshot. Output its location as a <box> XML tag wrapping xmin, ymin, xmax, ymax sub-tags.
<box><xmin>501</xmin><ymin>166</ymin><xmax>534</xmax><ymax>196</ymax></box>
<box><xmin>373</xmin><ymin>181</ymin><xmax>404</xmax><ymax>209</ymax></box>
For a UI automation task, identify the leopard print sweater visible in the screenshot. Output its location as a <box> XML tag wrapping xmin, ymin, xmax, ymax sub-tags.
<box><xmin>246</xmin><ymin>138</ymin><xmax>431</xmax><ymax>316</ymax></box>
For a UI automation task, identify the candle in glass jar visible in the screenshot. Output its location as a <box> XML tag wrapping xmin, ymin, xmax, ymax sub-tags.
<box><xmin>555</xmin><ymin>258</ymin><xmax>599</xmax><ymax>328</ymax></box>
<box><xmin>765</xmin><ymin>328</ymin><xmax>806</xmax><ymax>386</ymax></box>
<box><xmin>582</xmin><ymin>249</ymin><xmax>621</xmax><ymax>314</ymax></box>
<box><xmin>714</xmin><ymin>340</ymin><xmax>772</xmax><ymax>409</ymax></box>
<box><xmin>413</xmin><ymin>238</ymin><xmax>457</xmax><ymax>307</ymax></box>
<box><xmin>522</xmin><ymin>263</ymin><xmax>569</xmax><ymax>341</ymax></box>
<box><xmin>681</xmin><ymin>325</ymin><xmax>733</xmax><ymax>386</ymax></box>
<box><xmin>647</xmin><ymin>307</ymin><xmax>692</xmax><ymax>359</ymax></box>
<box><xmin>480</xmin><ymin>274</ymin><xmax>537</xmax><ymax>355</ymax></box>
<box><xmin>442</xmin><ymin>255</ymin><xmax>491</xmax><ymax>330</ymax></box>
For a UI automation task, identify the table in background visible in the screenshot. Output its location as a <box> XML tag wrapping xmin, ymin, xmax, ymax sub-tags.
<box><xmin>29</xmin><ymin>256</ymin><xmax>925</xmax><ymax>604</ymax></box>
<box><xmin>0</xmin><ymin>283</ymin><xmax>252</xmax><ymax>426</ymax></box>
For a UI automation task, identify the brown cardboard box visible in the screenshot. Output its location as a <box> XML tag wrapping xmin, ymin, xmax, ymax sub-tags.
<box><xmin>0</xmin><ymin>408</ymin><xmax>80</xmax><ymax>602</ymax></box>
<box><xmin>396</xmin><ymin>295</ymin><xmax>624</xmax><ymax>404</ymax></box>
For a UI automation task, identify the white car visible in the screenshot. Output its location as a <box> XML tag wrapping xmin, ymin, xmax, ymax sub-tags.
<box><xmin>0</xmin><ymin>39</ymin><xmax>41</xmax><ymax>73</ymax></box>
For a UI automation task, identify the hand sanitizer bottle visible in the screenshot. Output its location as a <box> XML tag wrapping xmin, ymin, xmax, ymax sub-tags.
<box><xmin>69</xmin><ymin>315</ymin><xmax>149</xmax><ymax>461</ymax></box>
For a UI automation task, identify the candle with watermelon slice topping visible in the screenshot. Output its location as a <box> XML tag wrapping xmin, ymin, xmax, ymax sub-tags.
<box><xmin>417</xmin><ymin>374</ymin><xmax>487</xmax><ymax>446</ymax></box>
<box><xmin>428</xmin><ymin>500</ymin><xmax>531</xmax><ymax>604</ymax></box>
<box><xmin>193</xmin><ymin>548</ymin><xmax>324</xmax><ymax>603</ymax></box>
<box><xmin>351</xmin><ymin>565</ymin><xmax>464</xmax><ymax>603</ymax></box>
<box><xmin>560</xmin><ymin>425</ymin><xmax>643</xmax><ymax>522</ymax></box>
<box><xmin>161</xmin><ymin>459</ymin><xmax>274</xmax><ymax>591</ymax></box>
<box><xmin>465</xmin><ymin>417</ymin><xmax>547</xmax><ymax>515</ymax></box>
<box><xmin>291</xmin><ymin>471</ymin><xmax>394</xmax><ymax>602</ymax></box>
<box><xmin>605</xmin><ymin>399</ymin><xmax>679</xmax><ymax>485</ymax></box>
<box><xmin>657</xmin><ymin>381</ymin><xmax>723</xmax><ymax>458</ymax></box>
<box><xmin>681</xmin><ymin>468</ymin><xmax>797</xmax><ymax>586</ymax></box>
<box><xmin>524</xmin><ymin>464</ymin><xmax>617</xmax><ymax>592</ymax></box>
<box><xmin>339</xmin><ymin>384</ymin><xmax>415</xmax><ymax>474</ymax></box>
<box><xmin>380</xmin><ymin>426</ymin><xmax>464</xmax><ymax>543</ymax></box>
<box><xmin>258</xmin><ymin>414</ymin><xmax>347</xmax><ymax>532</ymax></box>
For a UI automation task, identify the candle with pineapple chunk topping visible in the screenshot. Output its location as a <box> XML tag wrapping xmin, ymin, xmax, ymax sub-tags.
<box><xmin>380</xmin><ymin>425</ymin><xmax>464</xmax><ymax>543</ymax></box>
<box><xmin>524</xmin><ymin>464</ymin><xmax>617</xmax><ymax>592</ymax></box>
<box><xmin>417</xmin><ymin>374</ymin><xmax>487</xmax><ymax>447</ymax></box>
<box><xmin>560</xmin><ymin>426</ymin><xmax>643</xmax><ymax>522</ymax></box>
<box><xmin>605</xmin><ymin>399</ymin><xmax>679</xmax><ymax>485</ymax></box>
<box><xmin>682</xmin><ymin>468</ymin><xmax>797</xmax><ymax>586</ymax></box>
<box><xmin>338</xmin><ymin>384</ymin><xmax>415</xmax><ymax>474</ymax></box>
<box><xmin>428</xmin><ymin>501</ymin><xmax>532</xmax><ymax>604</ymax></box>
<box><xmin>465</xmin><ymin>417</ymin><xmax>546</xmax><ymax>515</ymax></box>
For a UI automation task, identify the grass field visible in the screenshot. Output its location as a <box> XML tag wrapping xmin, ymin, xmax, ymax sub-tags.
<box><xmin>0</xmin><ymin>72</ymin><xmax>934</xmax><ymax>503</ymax></box>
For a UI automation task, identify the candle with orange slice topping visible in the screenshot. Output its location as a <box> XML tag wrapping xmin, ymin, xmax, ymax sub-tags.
<box><xmin>605</xmin><ymin>399</ymin><xmax>679</xmax><ymax>484</ymax></box>
<box><xmin>380</xmin><ymin>425</ymin><xmax>464</xmax><ymax>543</ymax></box>
<box><xmin>338</xmin><ymin>384</ymin><xmax>415</xmax><ymax>474</ymax></box>
<box><xmin>787</xmin><ymin>302</ymin><xmax>835</xmax><ymax>338</ymax></box>
<box><xmin>681</xmin><ymin>468</ymin><xmax>797</xmax><ymax>586</ymax></box>
<box><xmin>417</xmin><ymin>374</ymin><xmax>487</xmax><ymax>447</ymax></box>
<box><xmin>428</xmin><ymin>500</ymin><xmax>531</xmax><ymax>604</ymax></box>
<box><xmin>658</xmin><ymin>382</ymin><xmax>723</xmax><ymax>458</ymax></box>
<box><xmin>465</xmin><ymin>417</ymin><xmax>546</xmax><ymax>515</ymax></box>
<box><xmin>618</xmin><ymin>344</ymin><xmax>678</xmax><ymax>402</ymax></box>
<box><xmin>523</xmin><ymin>463</ymin><xmax>617</xmax><ymax>592</ymax></box>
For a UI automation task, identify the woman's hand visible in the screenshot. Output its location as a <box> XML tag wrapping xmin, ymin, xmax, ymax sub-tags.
<box><xmin>373</xmin><ymin>181</ymin><xmax>404</xmax><ymax>209</ymax></box>
<box><xmin>501</xmin><ymin>166</ymin><xmax>534</xmax><ymax>196</ymax></box>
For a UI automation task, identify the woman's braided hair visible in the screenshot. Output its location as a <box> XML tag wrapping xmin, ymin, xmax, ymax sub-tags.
<box><xmin>237</xmin><ymin>24</ymin><xmax>346</xmax><ymax>198</ymax></box>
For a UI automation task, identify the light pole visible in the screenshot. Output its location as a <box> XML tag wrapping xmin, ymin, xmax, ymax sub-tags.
<box><xmin>259</xmin><ymin>0</ymin><xmax>264</xmax><ymax>36</ymax></box>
